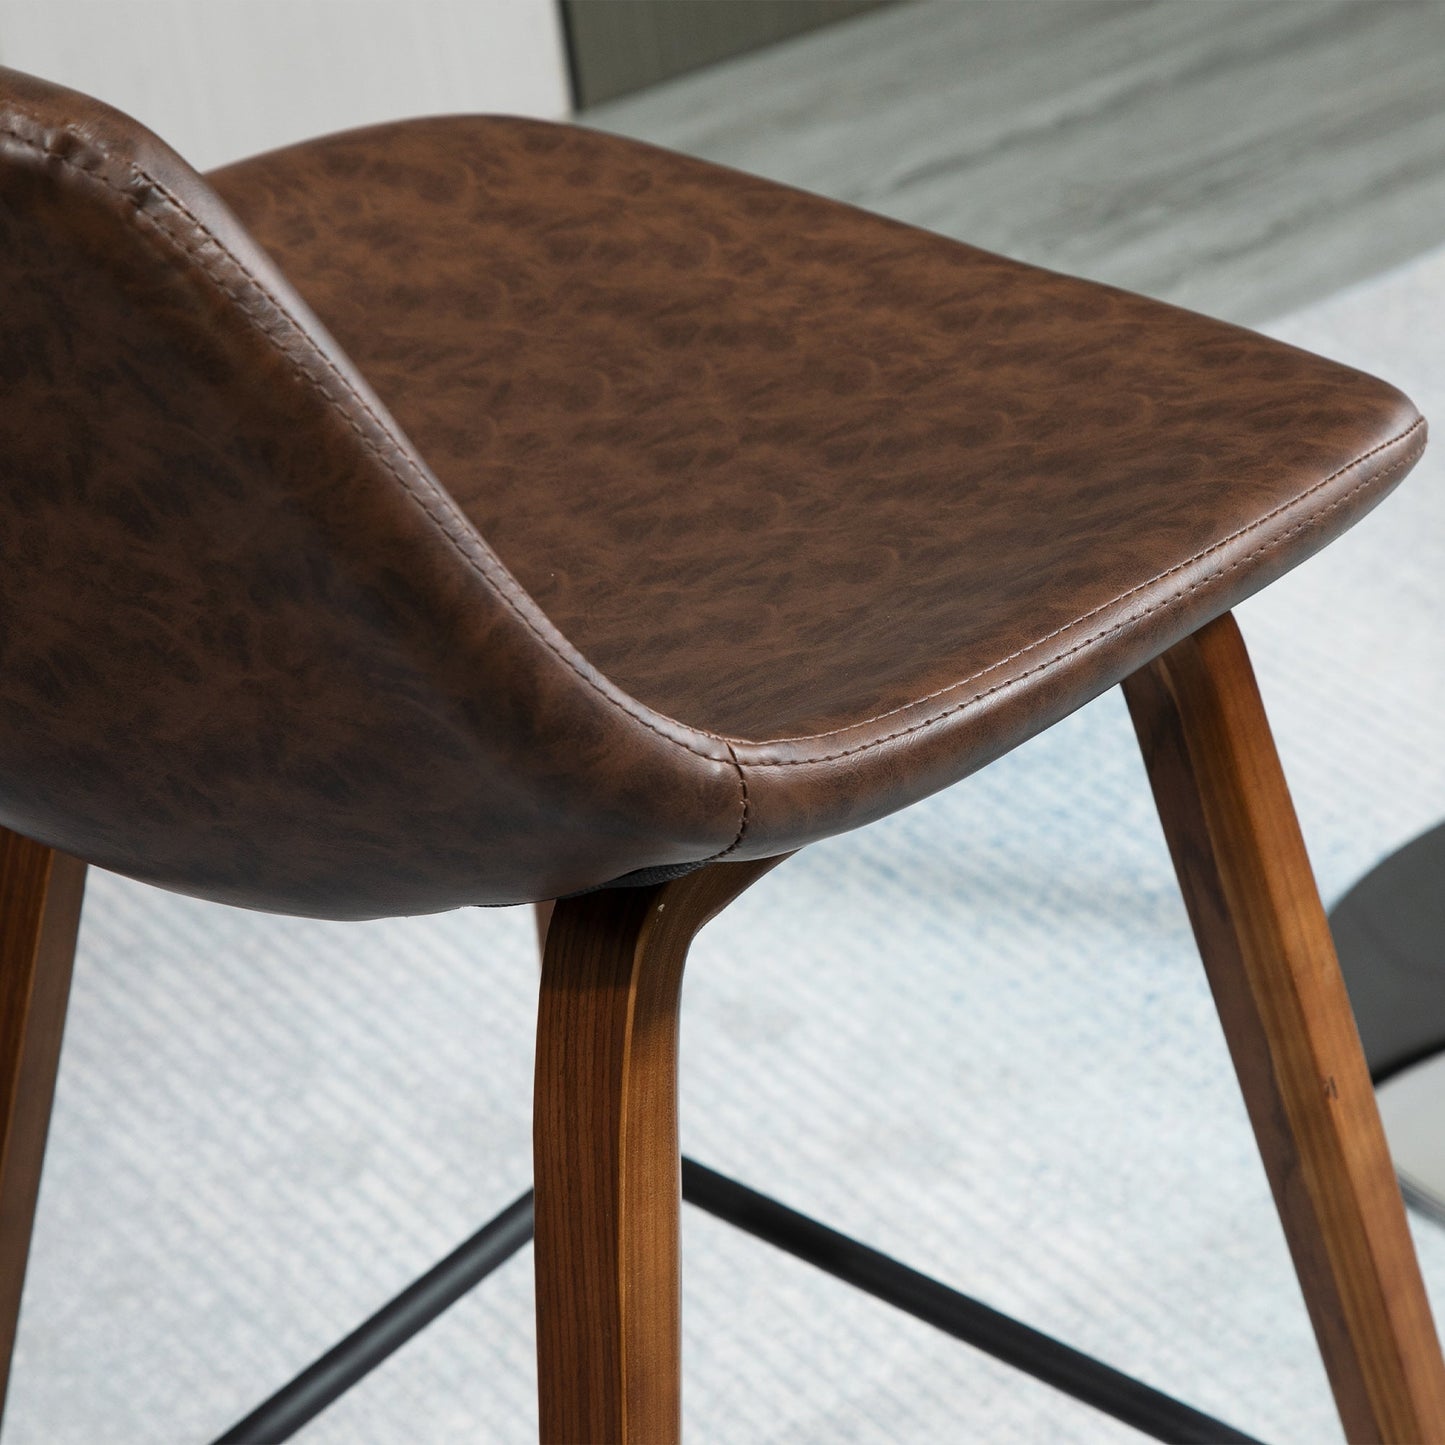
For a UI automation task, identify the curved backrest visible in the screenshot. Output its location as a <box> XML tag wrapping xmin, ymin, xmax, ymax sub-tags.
<box><xmin>0</xmin><ymin>69</ymin><xmax>740</xmax><ymax>917</ymax></box>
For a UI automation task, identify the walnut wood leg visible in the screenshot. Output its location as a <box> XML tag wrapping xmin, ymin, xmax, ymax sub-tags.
<box><xmin>0</xmin><ymin>827</ymin><xmax>86</xmax><ymax>1425</ymax></box>
<box><xmin>534</xmin><ymin>856</ymin><xmax>787</xmax><ymax>1445</ymax></box>
<box><xmin>1124</xmin><ymin>612</ymin><xmax>1445</xmax><ymax>1443</ymax></box>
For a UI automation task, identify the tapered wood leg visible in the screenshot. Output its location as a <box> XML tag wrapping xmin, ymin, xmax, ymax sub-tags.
<box><xmin>534</xmin><ymin>856</ymin><xmax>787</xmax><ymax>1445</ymax></box>
<box><xmin>1124</xmin><ymin>612</ymin><xmax>1445</xmax><ymax>1443</ymax></box>
<box><xmin>0</xmin><ymin>827</ymin><xmax>86</xmax><ymax>1424</ymax></box>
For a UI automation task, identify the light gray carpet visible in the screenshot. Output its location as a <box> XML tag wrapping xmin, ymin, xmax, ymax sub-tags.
<box><xmin>5</xmin><ymin>235</ymin><xmax>1445</xmax><ymax>1443</ymax></box>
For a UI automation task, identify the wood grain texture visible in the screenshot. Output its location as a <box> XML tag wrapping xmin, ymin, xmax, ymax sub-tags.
<box><xmin>0</xmin><ymin>825</ymin><xmax>85</xmax><ymax>1423</ymax></box>
<box><xmin>1124</xmin><ymin>613</ymin><xmax>1445</xmax><ymax>1443</ymax></box>
<box><xmin>534</xmin><ymin>856</ymin><xmax>788</xmax><ymax>1444</ymax></box>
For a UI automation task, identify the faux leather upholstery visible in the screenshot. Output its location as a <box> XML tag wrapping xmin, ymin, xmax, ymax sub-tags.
<box><xmin>0</xmin><ymin>71</ymin><xmax>1427</xmax><ymax>917</ymax></box>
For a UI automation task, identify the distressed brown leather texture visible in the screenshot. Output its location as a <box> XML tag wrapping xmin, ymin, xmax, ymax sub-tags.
<box><xmin>0</xmin><ymin>71</ymin><xmax>1428</xmax><ymax>917</ymax></box>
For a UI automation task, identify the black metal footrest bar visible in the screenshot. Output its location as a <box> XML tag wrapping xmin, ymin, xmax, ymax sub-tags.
<box><xmin>681</xmin><ymin>1159</ymin><xmax>1263</xmax><ymax>1445</ymax></box>
<box><xmin>213</xmin><ymin>1162</ymin><xmax>1264</xmax><ymax>1445</ymax></box>
<box><xmin>213</xmin><ymin>1191</ymin><xmax>534</xmax><ymax>1444</ymax></box>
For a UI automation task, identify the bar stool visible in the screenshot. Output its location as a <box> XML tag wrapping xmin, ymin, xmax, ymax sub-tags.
<box><xmin>0</xmin><ymin>66</ymin><xmax>1440</xmax><ymax>1443</ymax></box>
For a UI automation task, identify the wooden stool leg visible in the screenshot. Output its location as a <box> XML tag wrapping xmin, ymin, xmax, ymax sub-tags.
<box><xmin>533</xmin><ymin>856</ymin><xmax>786</xmax><ymax>1445</ymax></box>
<box><xmin>1124</xmin><ymin>612</ymin><xmax>1445</xmax><ymax>1443</ymax></box>
<box><xmin>0</xmin><ymin>827</ymin><xmax>86</xmax><ymax>1425</ymax></box>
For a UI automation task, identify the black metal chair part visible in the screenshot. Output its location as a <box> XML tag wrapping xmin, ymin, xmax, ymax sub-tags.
<box><xmin>212</xmin><ymin>1160</ymin><xmax>1265</xmax><ymax>1445</ymax></box>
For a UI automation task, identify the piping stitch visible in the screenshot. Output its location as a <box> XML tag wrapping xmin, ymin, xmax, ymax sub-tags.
<box><xmin>737</xmin><ymin>433</ymin><xmax>1424</xmax><ymax>767</ymax></box>
<box><xmin>705</xmin><ymin>741</ymin><xmax>751</xmax><ymax>859</ymax></box>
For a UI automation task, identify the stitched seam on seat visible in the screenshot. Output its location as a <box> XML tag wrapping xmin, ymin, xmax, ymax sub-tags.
<box><xmin>738</xmin><ymin>430</ymin><xmax>1424</xmax><ymax>768</ymax></box>
<box><xmin>0</xmin><ymin>122</ymin><xmax>740</xmax><ymax>783</ymax></box>
<box><xmin>703</xmin><ymin>742</ymin><xmax>750</xmax><ymax>860</ymax></box>
<box><xmin>747</xmin><ymin>418</ymin><xmax>1422</xmax><ymax>747</ymax></box>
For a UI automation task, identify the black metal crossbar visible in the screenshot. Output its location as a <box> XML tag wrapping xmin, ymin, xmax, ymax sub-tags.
<box><xmin>212</xmin><ymin>1162</ymin><xmax>1265</xmax><ymax>1444</ymax></box>
<box><xmin>681</xmin><ymin>1159</ymin><xmax>1263</xmax><ymax>1445</ymax></box>
<box><xmin>212</xmin><ymin>1190</ymin><xmax>534</xmax><ymax>1444</ymax></box>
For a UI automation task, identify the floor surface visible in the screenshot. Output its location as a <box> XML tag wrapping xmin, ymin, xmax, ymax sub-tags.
<box><xmin>590</xmin><ymin>0</ymin><xmax>1445</xmax><ymax>323</ymax></box>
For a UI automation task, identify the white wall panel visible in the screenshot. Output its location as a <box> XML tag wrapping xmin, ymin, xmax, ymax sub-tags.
<box><xmin>0</xmin><ymin>0</ymin><xmax>572</xmax><ymax>169</ymax></box>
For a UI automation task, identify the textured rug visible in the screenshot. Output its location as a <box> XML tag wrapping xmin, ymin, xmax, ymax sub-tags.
<box><xmin>7</xmin><ymin>247</ymin><xmax>1445</xmax><ymax>1444</ymax></box>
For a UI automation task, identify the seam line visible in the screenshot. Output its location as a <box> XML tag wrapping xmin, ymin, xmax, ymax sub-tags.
<box><xmin>737</xmin><ymin>436</ymin><xmax>1423</xmax><ymax>768</ymax></box>
<box><xmin>742</xmin><ymin>416</ymin><xmax>1423</xmax><ymax>748</ymax></box>
<box><xmin>705</xmin><ymin>742</ymin><xmax>750</xmax><ymax>861</ymax></box>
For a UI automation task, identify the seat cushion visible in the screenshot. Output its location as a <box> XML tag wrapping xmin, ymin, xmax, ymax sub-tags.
<box><xmin>210</xmin><ymin>116</ymin><xmax>1424</xmax><ymax>856</ymax></box>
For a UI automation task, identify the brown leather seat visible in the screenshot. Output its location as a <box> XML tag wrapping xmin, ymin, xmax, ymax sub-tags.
<box><xmin>210</xmin><ymin>115</ymin><xmax>1426</xmax><ymax>883</ymax></box>
<box><xmin>211</xmin><ymin>114</ymin><xmax>1425</xmax><ymax>752</ymax></box>
<box><xmin>0</xmin><ymin>71</ymin><xmax>1425</xmax><ymax>920</ymax></box>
